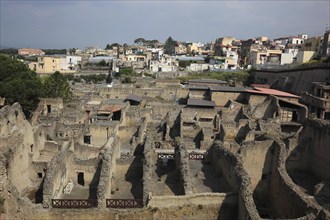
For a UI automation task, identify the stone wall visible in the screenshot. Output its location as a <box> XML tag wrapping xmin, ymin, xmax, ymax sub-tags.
<box><xmin>239</xmin><ymin>140</ymin><xmax>274</xmax><ymax>191</ymax></box>
<box><xmin>148</xmin><ymin>192</ymin><xmax>237</xmax><ymax>208</ymax></box>
<box><xmin>304</xmin><ymin>119</ymin><xmax>330</xmax><ymax>179</ymax></box>
<box><xmin>142</xmin><ymin>136</ymin><xmax>155</xmax><ymax>205</ymax></box>
<box><xmin>269</xmin><ymin>139</ymin><xmax>326</xmax><ymax>218</ymax></box>
<box><xmin>97</xmin><ymin>137</ymin><xmax>120</xmax><ymax>208</ymax></box>
<box><xmin>42</xmin><ymin>147</ymin><xmax>72</xmax><ymax>208</ymax></box>
<box><xmin>208</xmin><ymin>142</ymin><xmax>260</xmax><ymax>220</ymax></box>
<box><xmin>211</xmin><ymin>91</ymin><xmax>245</xmax><ymax>106</ymax></box>
<box><xmin>252</xmin><ymin>65</ymin><xmax>330</xmax><ymax>94</ymax></box>
<box><xmin>0</xmin><ymin>103</ymin><xmax>35</xmax><ymax>195</ymax></box>
<box><xmin>73</xmin><ymin>143</ymin><xmax>100</xmax><ymax>160</ymax></box>
<box><xmin>175</xmin><ymin>142</ymin><xmax>192</xmax><ymax>195</ymax></box>
<box><xmin>251</xmin><ymin>95</ymin><xmax>279</xmax><ymax>120</ymax></box>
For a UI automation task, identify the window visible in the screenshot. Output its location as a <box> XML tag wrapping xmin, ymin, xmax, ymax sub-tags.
<box><xmin>38</xmin><ymin>172</ymin><xmax>43</xmax><ymax>178</ymax></box>
<box><xmin>83</xmin><ymin>135</ymin><xmax>91</xmax><ymax>144</ymax></box>
<box><xmin>47</xmin><ymin>105</ymin><xmax>51</xmax><ymax>113</ymax></box>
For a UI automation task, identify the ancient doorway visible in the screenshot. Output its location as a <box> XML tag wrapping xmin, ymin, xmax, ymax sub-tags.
<box><xmin>77</xmin><ymin>172</ymin><xmax>85</xmax><ymax>186</ymax></box>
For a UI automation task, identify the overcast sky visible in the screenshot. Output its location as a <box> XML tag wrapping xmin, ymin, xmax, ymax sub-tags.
<box><xmin>1</xmin><ymin>0</ymin><xmax>329</xmax><ymax>49</ymax></box>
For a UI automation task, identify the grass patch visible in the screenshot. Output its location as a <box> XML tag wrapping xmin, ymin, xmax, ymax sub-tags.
<box><xmin>176</xmin><ymin>71</ymin><xmax>249</xmax><ymax>83</ymax></box>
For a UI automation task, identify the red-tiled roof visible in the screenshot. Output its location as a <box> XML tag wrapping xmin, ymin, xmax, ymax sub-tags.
<box><xmin>246</xmin><ymin>87</ymin><xmax>300</xmax><ymax>98</ymax></box>
<box><xmin>98</xmin><ymin>104</ymin><xmax>122</xmax><ymax>113</ymax></box>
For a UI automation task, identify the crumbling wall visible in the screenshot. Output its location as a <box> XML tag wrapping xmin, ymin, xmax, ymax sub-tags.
<box><xmin>97</xmin><ymin>137</ymin><xmax>120</xmax><ymax>208</ymax></box>
<box><xmin>208</xmin><ymin>142</ymin><xmax>260</xmax><ymax>220</ymax></box>
<box><xmin>304</xmin><ymin>119</ymin><xmax>330</xmax><ymax>179</ymax></box>
<box><xmin>42</xmin><ymin>146</ymin><xmax>73</xmax><ymax>208</ymax></box>
<box><xmin>239</xmin><ymin>140</ymin><xmax>274</xmax><ymax>191</ymax></box>
<box><xmin>269</xmin><ymin>139</ymin><xmax>325</xmax><ymax>218</ymax></box>
<box><xmin>136</xmin><ymin>117</ymin><xmax>148</xmax><ymax>145</ymax></box>
<box><xmin>175</xmin><ymin>142</ymin><xmax>192</xmax><ymax>195</ymax></box>
<box><xmin>148</xmin><ymin>192</ymin><xmax>237</xmax><ymax>208</ymax></box>
<box><xmin>143</xmin><ymin>136</ymin><xmax>155</xmax><ymax>205</ymax></box>
<box><xmin>252</xmin><ymin>95</ymin><xmax>279</xmax><ymax>120</ymax></box>
<box><xmin>0</xmin><ymin>103</ymin><xmax>35</xmax><ymax>195</ymax></box>
<box><xmin>73</xmin><ymin>143</ymin><xmax>100</xmax><ymax>160</ymax></box>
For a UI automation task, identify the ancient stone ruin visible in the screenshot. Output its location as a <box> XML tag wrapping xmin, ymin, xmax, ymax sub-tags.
<box><xmin>0</xmin><ymin>79</ymin><xmax>329</xmax><ymax>219</ymax></box>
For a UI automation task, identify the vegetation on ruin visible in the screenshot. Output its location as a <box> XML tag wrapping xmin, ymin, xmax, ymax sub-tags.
<box><xmin>301</xmin><ymin>55</ymin><xmax>330</xmax><ymax>65</ymax></box>
<box><xmin>121</xmin><ymin>76</ymin><xmax>135</xmax><ymax>83</ymax></box>
<box><xmin>119</xmin><ymin>67</ymin><xmax>139</xmax><ymax>77</ymax></box>
<box><xmin>65</xmin><ymin>74</ymin><xmax>107</xmax><ymax>84</ymax></box>
<box><xmin>176</xmin><ymin>70</ymin><xmax>250</xmax><ymax>84</ymax></box>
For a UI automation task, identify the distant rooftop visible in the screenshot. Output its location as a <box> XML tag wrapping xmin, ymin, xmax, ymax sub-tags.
<box><xmin>246</xmin><ymin>87</ymin><xmax>300</xmax><ymax>98</ymax></box>
<box><xmin>209</xmin><ymin>85</ymin><xmax>249</xmax><ymax>92</ymax></box>
<box><xmin>125</xmin><ymin>94</ymin><xmax>142</xmax><ymax>102</ymax></box>
<box><xmin>188</xmin><ymin>79</ymin><xmax>228</xmax><ymax>85</ymax></box>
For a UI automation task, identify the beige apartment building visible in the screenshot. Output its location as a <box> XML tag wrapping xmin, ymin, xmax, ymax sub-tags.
<box><xmin>29</xmin><ymin>55</ymin><xmax>79</xmax><ymax>74</ymax></box>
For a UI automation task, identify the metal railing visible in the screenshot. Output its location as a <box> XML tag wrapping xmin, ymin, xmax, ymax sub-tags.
<box><xmin>189</xmin><ymin>153</ymin><xmax>205</xmax><ymax>160</ymax></box>
<box><xmin>106</xmin><ymin>199</ymin><xmax>143</xmax><ymax>208</ymax></box>
<box><xmin>52</xmin><ymin>199</ymin><xmax>98</xmax><ymax>208</ymax></box>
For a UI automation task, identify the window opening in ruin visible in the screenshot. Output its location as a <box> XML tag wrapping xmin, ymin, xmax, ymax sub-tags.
<box><xmin>30</xmin><ymin>144</ymin><xmax>33</xmax><ymax>152</ymax></box>
<box><xmin>37</xmin><ymin>172</ymin><xmax>42</xmax><ymax>178</ymax></box>
<box><xmin>77</xmin><ymin>172</ymin><xmax>85</xmax><ymax>186</ymax></box>
<box><xmin>84</xmin><ymin>135</ymin><xmax>91</xmax><ymax>144</ymax></box>
<box><xmin>47</xmin><ymin>105</ymin><xmax>51</xmax><ymax>113</ymax></box>
<box><xmin>325</xmin><ymin>112</ymin><xmax>330</xmax><ymax>120</ymax></box>
<box><xmin>112</xmin><ymin>111</ymin><xmax>121</xmax><ymax>121</ymax></box>
<box><xmin>292</xmin><ymin>111</ymin><xmax>298</xmax><ymax>122</ymax></box>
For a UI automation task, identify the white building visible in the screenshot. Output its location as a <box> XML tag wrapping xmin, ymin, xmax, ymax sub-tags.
<box><xmin>66</xmin><ymin>56</ymin><xmax>82</xmax><ymax>70</ymax></box>
<box><xmin>280</xmin><ymin>53</ymin><xmax>294</xmax><ymax>65</ymax></box>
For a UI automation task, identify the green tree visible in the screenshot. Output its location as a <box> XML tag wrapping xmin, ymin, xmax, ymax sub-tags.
<box><xmin>0</xmin><ymin>54</ymin><xmax>43</xmax><ymax>116</ymax></box>
<box><xmin>105</xmin><ymin>43</ymin><xmax>121</xmax><ymax>50</ymax></box>
<box><xmin>134</xmin><ymin>38</ymin><xmax>146</xmax><ymax>45</ymax></box>
<box><xmin>42</xmin><ymin>71</ymin><xmax>71</xmax><ymax>101</ymax></box>
<box><xmin>68</xmin><ymin>48</ymin><xmax>77</xmax><ymax>55</ymax></box>
<box><xmin>164</xmin><ymin>36</ymin><xmax>177</xmax><ymax>55</ymax></box>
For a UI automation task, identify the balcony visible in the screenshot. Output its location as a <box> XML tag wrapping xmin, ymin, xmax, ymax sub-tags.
<box><xmin>301</xmin><ymin>93</ymin><xmax>330</xmax><ymax>109</ymax></box>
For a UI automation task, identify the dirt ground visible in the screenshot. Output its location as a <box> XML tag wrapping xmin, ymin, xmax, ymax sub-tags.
<box><xmin>111</xmin><ymin>156</ymin><xmax>143</xmax><ymax>199</ymax></box>
<box><xmin>189</xmin><ymin>160</ymin><xmax>232</xmax><ymax>193</ymax></box>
